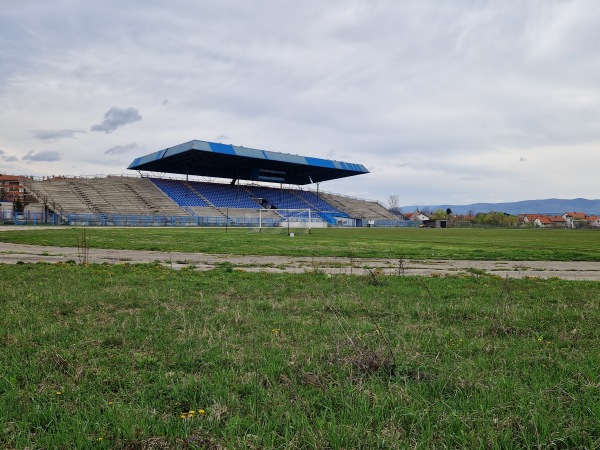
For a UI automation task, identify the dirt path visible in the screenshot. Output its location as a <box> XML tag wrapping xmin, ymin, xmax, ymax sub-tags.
<box><xmin>1</xmin><ymin>241</ymin><xmax>600</xmax><ymax>280</ymax></box>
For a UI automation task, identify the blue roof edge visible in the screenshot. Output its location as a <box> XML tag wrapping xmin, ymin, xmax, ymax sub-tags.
<box><xmin>128</xmin><ymin>139</ymin><xmax>368</xmax><ymax>174</ymax></box>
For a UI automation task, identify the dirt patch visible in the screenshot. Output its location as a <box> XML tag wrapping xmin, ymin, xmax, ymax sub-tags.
<box><xmin>1</xmin><ymin>240</ymin><xmax>599</xmax><ymax>280</ymax></box>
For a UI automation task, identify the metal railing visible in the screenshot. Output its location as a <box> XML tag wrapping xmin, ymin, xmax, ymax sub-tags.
<box><xmin>1</xmin><ymin>211</ymin><xmax>413</xmax><ymax>228</ymax></box>
<box><xmin>1</xmin><ymin>211</ymin><xmax>284</xmax><ymax>228</ymax></box>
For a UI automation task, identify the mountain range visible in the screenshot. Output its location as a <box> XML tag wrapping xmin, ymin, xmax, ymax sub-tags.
<box><xmin>400</xmin><ymin>198</ymin><xmax>600</xmax><ymax>216</ymax></box>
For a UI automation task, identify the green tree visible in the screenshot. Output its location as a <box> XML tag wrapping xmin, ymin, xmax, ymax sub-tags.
<box><xmin>472</xmin><ymin>211</ymin><xmax>518</xmax><ymax>227</ymax></box>
<box><xmin>431</xmin><ymin>209</ymin><xmax>448</xmax><ymax>220</ymax></box>
<box><xmin>13</xmin><ymin>199</ymin><xmax>24</xmax><ymax>212</ymax></box>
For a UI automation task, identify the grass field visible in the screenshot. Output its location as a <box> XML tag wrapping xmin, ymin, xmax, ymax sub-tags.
<box><xmin>1</xmin><ymin>226</ymin><xmax>600</xmax><ymax>260</ymax></box>
<box><xmin>1</xmin><ymin>264</ymin><xmax>599</xmax><ymax>448</ymax></box>
<box><xmin>1</xmin><ymin>227</ymin><xmax>599</xmax><ymax>448</ymax></box>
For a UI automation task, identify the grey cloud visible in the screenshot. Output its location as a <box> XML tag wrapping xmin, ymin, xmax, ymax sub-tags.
<box><xmin>31</xmin><ymin>129</ymin><xmax>86</xmax><ymax>142</ymax></box>
<box><xmin>105</xmin><ymin>142</ymin><xmax>139</xmax><ymax>155</ymax></box>
<box><xmin>91</xmin><ymin>107</ymin><xmax>142</xmax><ymax>134</ymax></box>
<box><xmin>22</xmin><ymin>150</ymin><xmax>61</xmax><ymax>162</ymax></box>
<box><xmin>0</xmin><ymin>150</ymin><xmax>18</xmax><ymax>162</ymax></box>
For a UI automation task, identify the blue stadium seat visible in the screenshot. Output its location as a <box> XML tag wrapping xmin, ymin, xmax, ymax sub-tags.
<box><xmin>188</xmin><ymin>182</ymin><xmax>259</xmax><ymax>208</ymax></box>
<box><xmin>151</xmin><ymin>179</ymin><xmax>348</xmax><ymax>219</ymax></box>
<box><xmin>150</xmin><ymin>179</ymin><xmax>209</xmax><ymax>207</ymax></box>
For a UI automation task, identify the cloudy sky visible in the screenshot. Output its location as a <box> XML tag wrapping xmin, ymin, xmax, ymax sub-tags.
<box><xmin>1</xmin><ymin>0</ymin><xmax>599</xmax><ymax>206</ymax></box>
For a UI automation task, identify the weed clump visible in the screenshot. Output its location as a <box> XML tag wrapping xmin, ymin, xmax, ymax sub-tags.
<box><xmin>366</xmin><ymin>267</ymin><xmax>385</xmax><ymax>285</ymax></box>
<box><xmin>343</xmin><ymin>343</ymin><xmax>396</xmax><ymax>377</ymax></box>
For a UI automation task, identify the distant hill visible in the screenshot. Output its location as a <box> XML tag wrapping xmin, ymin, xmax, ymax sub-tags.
<box><xmin>401</xmin><ymin>198</ymin><xmax>600</xmax><ymax>216</ymax></box>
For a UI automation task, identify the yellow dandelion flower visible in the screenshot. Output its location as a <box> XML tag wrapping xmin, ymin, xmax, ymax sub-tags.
<box><xmin>198</xmin><ymin>409</ymin><xmax>206</xmax><ymax>414</ymax></box>
<box><xmin>97</xmin><ymin>437</ymin><xmax>103</xmax><ymax>441</ymax></box>
<box><xmin>189</xmin><ymin>410</ymin><xmax>195</xmax><ymax>414</ymax></box>
<box><xmin>180</xmin><ymin>414</ymin><xmax>187</xmax><ymax>419</ymax></box>
<box><xmin>56</xmin><ymin>391</ymin><xmax>62</xmax><ymax>395</ymax></box>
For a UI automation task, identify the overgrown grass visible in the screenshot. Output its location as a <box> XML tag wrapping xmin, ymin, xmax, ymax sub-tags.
<box><xmin>1</xmin><ymin>227</ymin><xmax>600</xmax><ymax>260</ymax></box>
<box><xmin>1</xmin><ymin>263</ymin><xmax>598</xmax><ymax>448</ymax></box>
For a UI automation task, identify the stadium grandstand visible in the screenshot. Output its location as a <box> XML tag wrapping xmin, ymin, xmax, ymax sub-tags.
<box><xmin>7</xmin><ymin>140</ymin><xmax>408</xmax><ymax>227</ymax></box>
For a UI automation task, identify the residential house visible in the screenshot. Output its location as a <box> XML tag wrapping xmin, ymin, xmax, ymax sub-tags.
<box><xmin>562</xmin><ymin>212</ymin><xmax>587</xmax><ymax>228</ymax></box>
<box><xmin>533</xmin><ymin>216</ymin><xmax>566</xmax><ymax>228</ymax></box>
<box><xmin>403</xmin><ymin>211</ymin><xmax>430</xmax><ymax>222</ymax></box>
<box><xmin>414</xmin><ymin>212</ymin><xmax>430</xmax><ymax>222</ymax></box>
<box><xmin>0</xmin><ymin>175</ymin><xmax>27</xmax><ymax>203</ymax></box>
<box><xmin>521</xmin><ymin>214</ymin><xmax>544</xmax><ymax>224</ymax></box>
<box><xmin>548</xmin><ymin>216</ymin><xmax>566</xmax><ymax>227</ymax></box>
<box><xmin>586</xmin><ymin>215</ymin><xmax>600</xmax><ymax>228</ymax></box>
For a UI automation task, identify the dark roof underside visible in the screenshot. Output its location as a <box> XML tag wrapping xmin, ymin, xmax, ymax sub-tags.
<box><xmin>127</xmin><ymin>140</ymin><xmax>369</xmax><ymax>185</ymax></box>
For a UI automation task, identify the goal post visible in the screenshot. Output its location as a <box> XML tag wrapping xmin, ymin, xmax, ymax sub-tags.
<box><xmin>282</xmin><ymin>208</ymin><xmax>313</xmax><ymax>235</ymax></box>
<box><xmin>257</xmin><ymin>208</ymin><xmax>315</xmax><ymax>234</ymax></box>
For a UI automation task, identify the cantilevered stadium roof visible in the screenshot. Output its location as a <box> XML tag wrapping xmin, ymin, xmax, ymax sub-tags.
<box><xmin>127</xmin><ymin>140</ymin><xmax>369</xmax><ymax>185</ymax></box>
